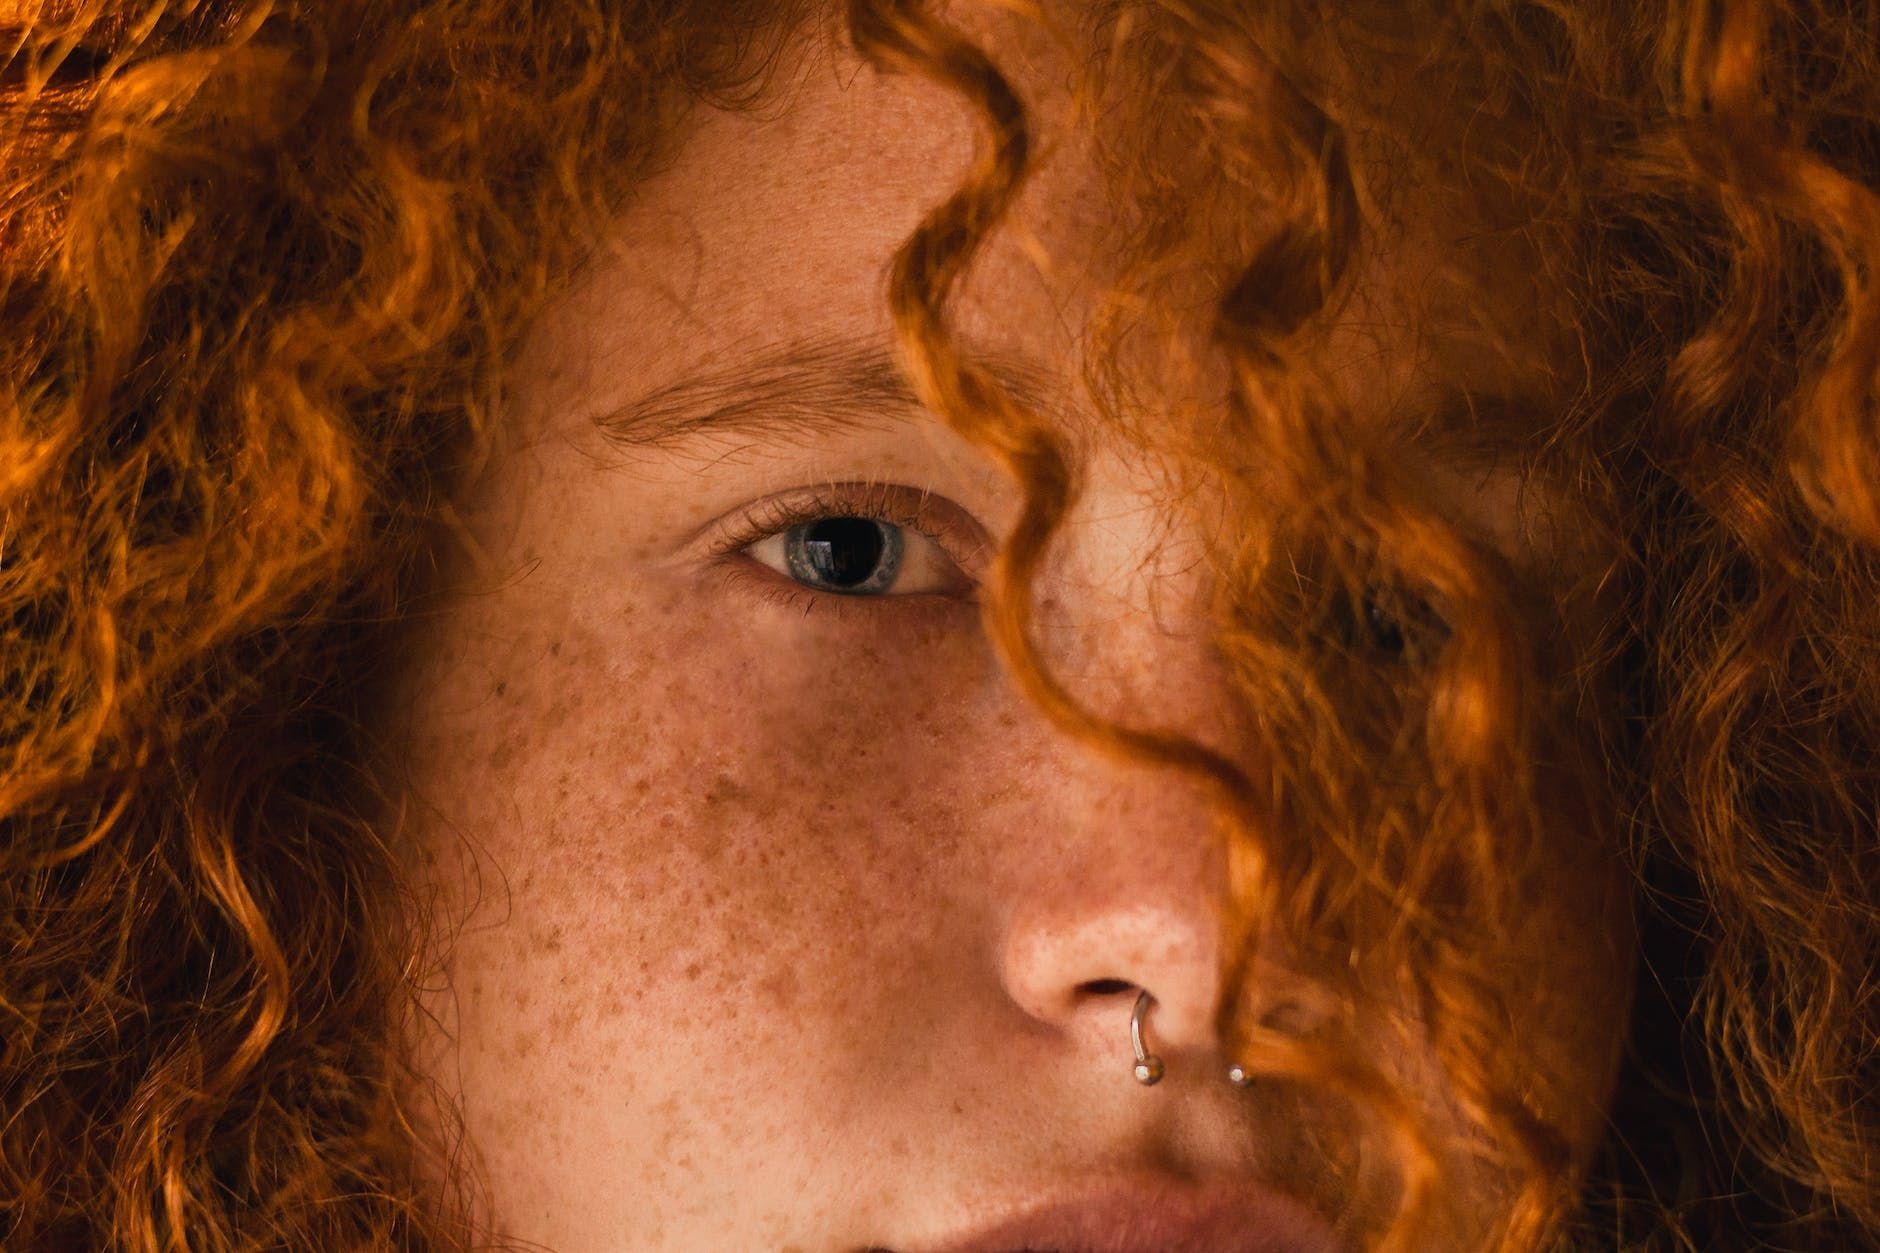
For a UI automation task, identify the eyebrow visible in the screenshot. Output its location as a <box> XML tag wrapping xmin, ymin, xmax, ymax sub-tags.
<box><xmin>592</xmin><ymin>330</ymin><xmax>1560</xmax><ymax>484</ymax></box>
<box><xmin>591</xmin><ymin>333</ymin><xmax>1058</xmax><ymax>449</ymax></box>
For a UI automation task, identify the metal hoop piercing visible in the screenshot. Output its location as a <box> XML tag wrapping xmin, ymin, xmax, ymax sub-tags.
<box><xmin>1130</xmin><ymin>989</ymin><xmax>1165</xmax><ymax>1085</ymax></box>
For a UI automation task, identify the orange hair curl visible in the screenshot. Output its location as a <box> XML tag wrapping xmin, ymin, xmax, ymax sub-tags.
<box><xmin>2</xmin><ymin>1</ymin><xmax>1877</xmax><ymax>1249</ymax></box>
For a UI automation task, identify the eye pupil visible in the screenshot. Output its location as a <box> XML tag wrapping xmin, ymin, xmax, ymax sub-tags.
<box><xmin>804</xmin><ymin>517</ymin><xmax>882</xmax><ymax>586</ymax></box>
<box><xmin>1364</xmin><ymin>597</ymin><xmax>1408</xmax><ymax>655</ymax></box>
<box><xmin>787</xmin><ymin>516</ymin><xmax>903</xmax><ymax>593</ymax></box>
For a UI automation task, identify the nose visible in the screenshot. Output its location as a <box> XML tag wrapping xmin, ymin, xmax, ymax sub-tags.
<box><xmin>995</xmin><ymin>752</ymin><xmax>1234</xmax><ymax>1063</ymax></box>
<box><xmin>990</xmin><ymin>488</ymin><xmax>1253</xmax><ymax>1070</ymax></box>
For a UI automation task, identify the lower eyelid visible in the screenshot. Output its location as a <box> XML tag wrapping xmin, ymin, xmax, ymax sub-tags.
<box><xmin>712</xmin><ymin>558</ymin><xmax>975</xmax><ymax>620</ymax></box>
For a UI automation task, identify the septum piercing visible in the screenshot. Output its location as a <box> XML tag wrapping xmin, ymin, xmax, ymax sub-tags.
<box><xmin>1129</xmin><ymin>989</ymin><xmax>1164</xmax><ymax>1085</ymax></box>
<box><xmin>1129</xmin><ymin>989</ymin><xmax>1257</xmax><ymax>1088</ymax></box>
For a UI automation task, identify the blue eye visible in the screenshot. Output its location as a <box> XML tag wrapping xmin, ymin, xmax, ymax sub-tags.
<box><xmin>781</xmin><ymin>516</ymin><xmax>906</xmax><ymax>595</ymax></box>
<box><xmin>727</xmin><ymin>486</ymin><xmax>979</xmax><ymax>604</ymax></box>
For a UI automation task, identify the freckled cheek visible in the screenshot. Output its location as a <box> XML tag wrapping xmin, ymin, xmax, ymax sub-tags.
<box><xmin>430</xmin><ymin>588</ymin><xmax>1000</xmax><ymax>1085</ymax></box>
<box><xmin>612</xmin><ymin>598</ymin><xmax>997</xmax><ymax>927</ymax></box>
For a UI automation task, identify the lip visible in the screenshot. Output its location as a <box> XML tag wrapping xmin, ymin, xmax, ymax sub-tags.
<box><xmin>905</xmin><ymin>1176</ymin><xmax>1344</xmax><ymax>1253</ymax></box>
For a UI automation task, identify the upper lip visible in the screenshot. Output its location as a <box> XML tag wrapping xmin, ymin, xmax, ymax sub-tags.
<box><xmin>907</xmin><ymin>1175</ymin><xmax>1344</xmax><ymax>1253</ymax></box>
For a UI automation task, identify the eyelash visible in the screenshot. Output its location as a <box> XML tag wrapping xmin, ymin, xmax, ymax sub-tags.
<box><xmin>704</xmin><ymin>481</ymin><xmax>983</xmax><ymax>618</ymax></box>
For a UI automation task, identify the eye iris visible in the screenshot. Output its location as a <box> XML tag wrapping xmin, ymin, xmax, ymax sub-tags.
<box><xmin>785</xmin><ymin>517</ymin><xmax>903</xmax><ymax>593</ymax></box>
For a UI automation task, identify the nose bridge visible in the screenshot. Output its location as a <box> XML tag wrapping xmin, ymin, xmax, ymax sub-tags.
<box><xmin>1032</xmin><ymin>461</ymin><xmax>1246</xmax><ymax>759</ymax></box>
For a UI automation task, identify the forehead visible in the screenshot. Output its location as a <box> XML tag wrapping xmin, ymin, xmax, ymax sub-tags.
<box><xmin>518</xmin><ymin>6</ymin><xmax>1580</xmax><ymax>511</ymax></box>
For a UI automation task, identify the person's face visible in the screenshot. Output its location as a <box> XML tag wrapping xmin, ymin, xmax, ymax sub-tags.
<box><xmin>384</xmin><ymin>16</ymin><xmax>1635</xmax><ymax>1252</ymax></box>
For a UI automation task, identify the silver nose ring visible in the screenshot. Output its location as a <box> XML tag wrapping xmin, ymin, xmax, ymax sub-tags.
<box><xmin>1130</xmin><ymin>989</ymin><xmax>1257</xmax><ymax>1087</ymax></box>
<box><xmin>1130</xmin><ymin>990</ymin><xmax>1164</xmax><ymax>1085</ymax></box>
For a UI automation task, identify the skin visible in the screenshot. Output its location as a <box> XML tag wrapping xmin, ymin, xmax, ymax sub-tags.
<box><xmin>382</xmin><ymin>12</ymin><xmax>1636</xmax><ymax>1251</ymax></box>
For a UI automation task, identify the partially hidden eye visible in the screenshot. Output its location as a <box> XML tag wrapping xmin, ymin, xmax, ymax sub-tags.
<box><xmin>742</xmin><ymin>513</ymin><xmax>969</xmax><ymax>597</ymax></box>
<box><xmin>1338</xmin><ymin>583</ymin><xmax>1452</xmax><ymax>663</ymax></box>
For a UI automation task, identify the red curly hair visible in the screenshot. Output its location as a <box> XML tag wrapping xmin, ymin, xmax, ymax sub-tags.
<box><xmin>2</xmin><ymin>1</ymin><xmax>1876</xmax><ymax>1248</ymax></box>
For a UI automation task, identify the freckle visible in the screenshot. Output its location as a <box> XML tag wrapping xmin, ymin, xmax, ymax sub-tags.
<box><xmin>494</xmin><ymin>679</ymin><xmax>508</xmax><ymax>697</ymax></box>
<box><xmin>682</xmin><ymin>961</ymin><xmax>703</xmax><ymax>982</ymax></box>
<box><xmin>758</xmin><ymin>966</ymin><xmax>800</xmax><ymax>1008</ymax></box>
<box><xmin>703</xmin><ymin>773</ymin><xmax>750</xmax><ymax>806</ymax></box>
<box><xmin>549</xmin><ymin>640</ymin><xmax>563</xmax><ymax>656</ymax></box>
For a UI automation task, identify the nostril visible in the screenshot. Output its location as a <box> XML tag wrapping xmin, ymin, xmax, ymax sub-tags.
<box><xmin>1078</xmin><ymin>977</ymin><xmax>1135</xmax><ymax>997</ymax></box>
